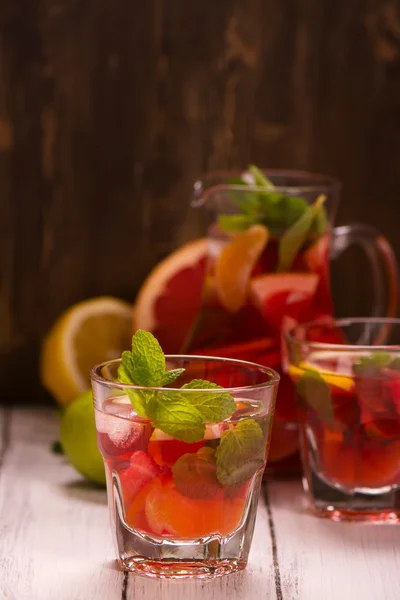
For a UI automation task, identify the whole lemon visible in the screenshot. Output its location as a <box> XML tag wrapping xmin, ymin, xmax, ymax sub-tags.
<box><xmin>60</xmin><ymin>390</ymin><xmax>106</xmax><ymax>486</ymax></box>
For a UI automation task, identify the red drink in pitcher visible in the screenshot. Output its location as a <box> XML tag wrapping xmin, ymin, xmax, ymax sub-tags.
<box><xmin>133</xmin><ymin>167</ymin><xmax>398</xmax><ymax>474</ymax></box>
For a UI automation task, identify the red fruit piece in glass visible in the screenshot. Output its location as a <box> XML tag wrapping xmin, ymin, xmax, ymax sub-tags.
<box><xmin>249</xmin><ymin>273</ymin><xmax>319</xmax><ymax>335</ymax></box>
<box><xmin>119</xmin><ymin>450</ymin><xmax>162</xmax><ymax>504</ymax></box>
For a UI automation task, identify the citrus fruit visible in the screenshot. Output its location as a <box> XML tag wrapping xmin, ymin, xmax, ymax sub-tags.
<box><xmin>249</xmin><ymin>272</ymin><xmax>319</xmax><ymax>333</ymax></box>
<box><xmin>41</xmin><ymin>296</ymin><xmax>132</xmax><ymax>407</ymax></box>
<box><xmin>215</xmin><ymin>225</ymin><xmax>269</xmax><ymax>313</ymax></box>
<box><xmin>59</xmin><ymin>391</ymin><xmax>106</xmax><ymax>485</ymax></box>
<box><xmin>133</xmin><ymin>239</ymin><xmax>207</xmax><ymax>352</ymax></box>
<box><xmin>145</xmin><ymin>484</ymin><xmax>245</xmax><ymax>537</ymax></box>
<box><xmin>288</xmin><ymin>351</ymin><xmax>355</xmax><ymax>392</ymax></box>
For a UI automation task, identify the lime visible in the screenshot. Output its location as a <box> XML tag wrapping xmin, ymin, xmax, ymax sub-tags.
<box><xmin>60</xmin><ymin>391</ymin><xmax>106</xmax><ymax>486</ymax></box>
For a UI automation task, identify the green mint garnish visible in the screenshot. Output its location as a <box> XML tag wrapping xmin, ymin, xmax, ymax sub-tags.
<box><xmin>145</xmin><ymin>394</ymin><xmax>205</xmax><ymax>442</ymax></box>
<box><xmin>172</xmin><ymin>447</ymin><xmax>221</xmax><ymax>498</ymax></box>
<box><xmin>118</xmin><ymin>330</ymin><xmax>184</xmax><ymax>417</ymax></box>
<box><xmin>181</xmin><ymin>380</ymin><xmax>237</xmax><ymax>422</ymax></box>
<box><xmin>215</xmin><ymin>419</ymin><xmax>265</xmax><ymax>486</ymax></box>
<box><xmin>389</xmin><ymin>357</ymin><xmax>400</xmax><ymax>370</ymax></box>
<box><xmin>118</xmin><ymin>329</ymin><xmax>176</xmax><ymax>387</ymax></box>
<box><xmin>218</xmin><ymin>165</ymin><xmax>328</xmax><ymax>270</ymax></box>
<box><xmin>162</xmin><ymin>368</ymin><xmax>187</xmax><ymax>386</ymax></box>
<box><xmin>248</xmin><ymin>165</ymin><xmax>274</xmax><ymax>189</ymax></box>
<box><xmin>277</xmin><ymin>194</ymin><xmax>327</xmax><ymax>272</ymax></box>
<box><xmin>117</xmin><ymin>330</ymin><xmax>236</xmax><ymax>442</ymax></box>
<box><xmin>296</xmin><ymin>369</ymin><xmax>333</xmax><ymax>427</ymax></box>
<box><xmin>353</xmin><ymin>352</ymin><xmax>394</xmax><ymax>376</ymax></box>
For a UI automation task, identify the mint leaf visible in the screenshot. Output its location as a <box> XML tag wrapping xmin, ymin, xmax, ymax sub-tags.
<box><xmin>116</xmin><ymin>331</ymin><xmax>235</xmax><ymax>439</ymax></box>
<box><xmin>277</xmin><ymin>194</ymin><xmax>327</xmax><ymax>272</ymax></box>
<box><xmin>248</xmin><ymin>165</ymin><xmax>274</xmax><ymax>189</ymax></box>
<box><xmin>172</xmin><ymin>447</ymin><xmax>221</xmax><ymax>498</ymax></box>
<box><xmin>162</xmin><ymin>368</ymin><xmax>185</xmax><ymax>386</ymax></box>
<box><xmin>181</xmin><ymin>379</ymin><xmax>237</xmax><ymax>422</ymax></box>
<box><xmin>219</xmin><ymin>214</ymin><xmax>256</xmax><ymax>233</ymax></box>
<box><xmin>219</xmin><ymin>165</ymin><xmax>328</xmax><ymax>246</ymax></box>
<box><xmin>227</xmin><ymin>176</ymin><xmax>261</xmax><ymax>217</ymax></box>
<box><xmin>117</xmin><ymin>350</ymin><xmax>149</xmax><ymax>417</ymax></box>
<box><xmin>296</xmin><ymin>369</ymin><xmax>333</xmax><ymax>426</ymax></box>
<box><xmin>117</xmin><ymin>350</ymin><xmax>135</xmax><ymax>383</ymax></box>
<box><xmin>353</xmin><ymin>352</ymin><xmax>392</xmax><ymax>376</ymax></box>
<box><xmin>130</xmin><ymin>329</ymin><xmax>165</xmax><ymax>386</ymax></box>
<box><xmin>311</xmin><ymin>203</ymin><xmax>328</xmax><ymax>235</ymax></box>
<box><xmin>146</xmin><ymin>392</ymin><xmax>205</xmax><ymax>443</ymax></box>
<box><xmin>126</xmin><ymin>390</ymin><xmax>149</xmax><ymax>418</ymax></box>
<box><xmin>389</xmin><ymin>357</ymin><xmax>400</xmax><ymax>370</ymax></box>
<box><xmin>215</xmin><ymin>419</ymin><xmax>265</xmax><ymax>486</ymax></box>
<box><xmin>258</xmin><ymin>193</ymin><xmax>309</xmax><ymax>236</ymax></box>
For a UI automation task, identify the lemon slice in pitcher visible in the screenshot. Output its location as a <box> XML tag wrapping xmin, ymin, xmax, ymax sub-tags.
<box><xmin>288</xmin><ymin>350</ymin><xmax>356</xmax><ymax>392</ymax></box>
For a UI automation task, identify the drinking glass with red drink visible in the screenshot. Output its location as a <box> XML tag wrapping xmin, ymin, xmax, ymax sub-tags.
<box><xmin>285</xmin><ymin>318</ymin><xmax>400</xmax><ymax>522</ymax></box>
<box><xmin>91</xmin><ymin>330</ymin><xmax>279</xmax><ymax>578</ymax></box>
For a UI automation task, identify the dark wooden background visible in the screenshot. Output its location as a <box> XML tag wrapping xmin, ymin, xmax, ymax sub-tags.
<box><xmin>1</xmin><ymin>0</ymin><xmax>400</xmax><ymax>402</ymax></box>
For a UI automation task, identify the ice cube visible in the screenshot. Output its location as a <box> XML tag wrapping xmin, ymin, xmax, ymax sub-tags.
<box><xmin>95</xmin><ymin>410</ymin><xmax>146</xmax><ymax>456</ymax></box>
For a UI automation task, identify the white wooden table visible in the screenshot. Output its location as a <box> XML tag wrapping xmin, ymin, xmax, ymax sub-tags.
<box><xmin>1</xmin><ymin>407</ymin><xmax>399</xmax><ymax>600</ymax></box>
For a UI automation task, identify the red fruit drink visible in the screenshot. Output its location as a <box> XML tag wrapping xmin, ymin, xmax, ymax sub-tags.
<box><xmin>95</xmin><ymin>397</ymin><xmax>271</xmax><ymax>541</ymax></box>
<box><xmin>288</xmin><ymin>343</ymin><xmax>400</xmax><ymax>520</ymax></box>
<box><xmin>187</xmin><ymin>232</ymin><xmax>333</xmax><ymax>472</ymax></box>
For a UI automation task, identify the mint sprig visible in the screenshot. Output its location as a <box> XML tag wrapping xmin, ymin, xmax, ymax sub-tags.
<box><xmin>218</xmin><ymin>165</ymin><xmax>328</xmax><ymax>270</ymax></box>
<box><xmin>118</xmin><ymin>329</ymin><xmax>182</xmax><ymax>387</ymax></box>
<box><xmin>215</xmin><ymin>419</ymin><xmax>265</xmax><ymax>486</ymax></box>
<box><xmin>277</xmin><ymin>194</ymin><xmax>327</xmax><ymax>272</ymax></box>
<box><xmin>172</xmin><ymin>447</ymin><xmax>221</xmax><ymax>498</ymax></box>
<box><xmin>181</xmin><ymin>380</ymin><xmax>237</xmax><ymax>422</ymax></box>
<box><xmin>117</xmin><ymin>330</ymin><xmax>236</xmax><ymax>442</ymax></box>
<box><xmin>146</xmin><ymin>394</ymin><xmax>205</xmax><ymax>442</ymax></box>
<box><xmin>352</xmin><ymin>352</ymin><xmax>393</xmax><ymax>376</ymax></box>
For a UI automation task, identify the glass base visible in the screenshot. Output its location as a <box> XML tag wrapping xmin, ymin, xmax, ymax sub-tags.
<box><xmin>303</xmin><ymin>471</ymin><xmax>400</xmax><ymax>523</ymax></box>
<box><xmin>121</xmin><ymin>556</ymin><xmax>246</xmax><ymax>578</ymax></box>
<box><xmin>111</xmin><ymin>474</ymin><xmax>261</xmax><ymax>579</ymax></box>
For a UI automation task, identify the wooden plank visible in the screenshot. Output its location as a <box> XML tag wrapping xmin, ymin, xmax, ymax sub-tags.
<box><xmin>2</xmin><ymin>0</ymin><xmax>400</xmax><ymax>401</ymax></box>
<box><xmin>0</xmin><ymin>408</ymin><xmax>276</xmax><ymax>600</ymax></box>
<box><xmin>0</xmin><ymin>408</ymin><xmax>122</xmax><ymax>600</ymax></box>
<box><xmin>268</xmin><ymin>480</ymin><xmax>400</xmax><ymax>600</ymax></box>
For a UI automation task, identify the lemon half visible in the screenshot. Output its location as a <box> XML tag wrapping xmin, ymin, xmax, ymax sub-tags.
<box><xmin>41</xmin><ymin>296</ymin><xmax>132</xmax><ymax>407</ymax></box>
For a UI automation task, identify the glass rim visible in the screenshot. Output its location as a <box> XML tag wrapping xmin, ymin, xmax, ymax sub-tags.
<box><xmin>192</xmin><ymin>168</ymin><xmax>342</xmax><ymax>207</ymax></box>
<box><xmin>284</xmin><ymin>317</ymin><xmax>400</xmax><ymax>352</ymax></box>
<box><xmin>90</xmin><ymin>355</ymin><xmax>280</xmax><ymax>393</ymax></box>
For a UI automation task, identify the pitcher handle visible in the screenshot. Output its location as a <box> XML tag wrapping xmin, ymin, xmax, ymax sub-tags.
<box><xmin>331</xmin><ymin>224</ymin><xmax>399</xmax><ymax>319</ymax></box>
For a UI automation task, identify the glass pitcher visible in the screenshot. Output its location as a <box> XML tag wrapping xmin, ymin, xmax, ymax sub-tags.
<box><xmin>186</xmin><ymin>168</ymin><xmax>399</xmax><ymax>474</ymax></box>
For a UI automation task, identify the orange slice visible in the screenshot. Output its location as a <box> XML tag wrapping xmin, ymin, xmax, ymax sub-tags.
<box><xmin>133</xmin><ymin>239</ymin><xmax>207</xmax><ymax>352</ymax></box>
<box><xmin>145</xmin><ymin>485</ymin><xmax>246</xmax><ymax>538</ymax></box>
<box><xmin>215</xmin><ymin>225</ymin><xmax>269</xmax><ymax>313</ymax></box>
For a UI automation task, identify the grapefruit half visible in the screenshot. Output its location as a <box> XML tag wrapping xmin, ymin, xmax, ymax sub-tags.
<box><xmin>133</xmin><ymin>239</ymin><xmax>207</xmax><ymax>352</ymax></box>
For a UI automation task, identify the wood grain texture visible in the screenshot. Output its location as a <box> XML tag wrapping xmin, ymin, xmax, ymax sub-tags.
<box><xmin>0</xmin><ymin>408</ymin><xmax>277</xmax><ymax>600</ymax></box>
<box><xmin>1</xmin><ymin>0</ymin><xmax>400</xmax><ymax>402</ymax></box>
<box><xmin>2</xmin><ymin>408</ymin><xmax>400</xmax><ymax>599</ymax></box>
<box><xmin>268</xmin><ymin>480</ymin><xmax>400</xmax><ymax>600</ymax></box>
